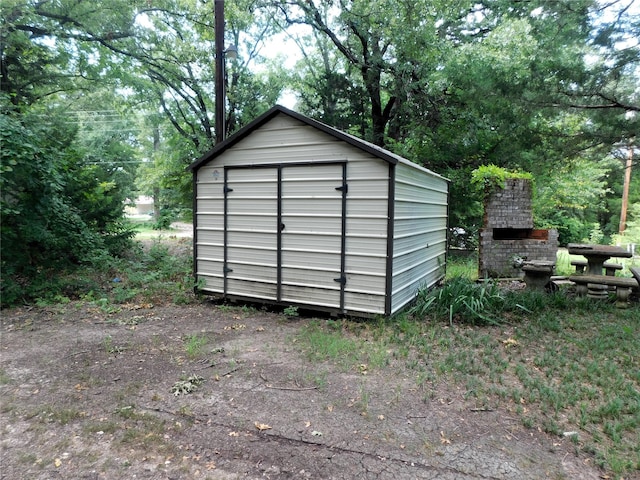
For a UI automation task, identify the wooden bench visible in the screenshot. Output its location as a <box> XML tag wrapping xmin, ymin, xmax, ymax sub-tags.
<box><xmin>571</xmin><ymin>259</ymin><xmax>622</xmax><ymax>276</ymax></box>
<box><xmin>569</xmin><ymin>274</ymin><xmax>638</xmax><ymax>308</ymax></box>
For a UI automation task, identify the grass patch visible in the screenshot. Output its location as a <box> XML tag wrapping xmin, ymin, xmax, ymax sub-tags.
<box><xmin>29</xmin><ymin>406</ymin><xmax>85</xmax><ymax>425</ymax></box>
<box><xmin>294</xmin><ymin>255</ymin><xmax>640</xmax><ymax>476</ymax></box>
<box><xmin>296</xmin><ymin>320</ymin><xmax>390</xmax><ymax>372</ymax></box>
<box><xmin>0</xmin><ymin>368</ymin><xmax>11</xmax><ymax>385</ymax></box>
<box><xmin>183</xmin><ymin>334</ymin><xmax>208</xmax><ymax>358</ymax></box>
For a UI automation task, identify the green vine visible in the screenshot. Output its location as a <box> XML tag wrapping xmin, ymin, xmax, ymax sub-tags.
<box><xmin>471</xmin><ymin>165</ymin><xmax>533</xmax><ymax>194</ymax></box>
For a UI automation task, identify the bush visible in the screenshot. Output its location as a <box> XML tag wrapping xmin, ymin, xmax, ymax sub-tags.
<box><xmin>1</xmin><ymin>101</ymin><xmax>137</xmax><ymax>306</ymax></box>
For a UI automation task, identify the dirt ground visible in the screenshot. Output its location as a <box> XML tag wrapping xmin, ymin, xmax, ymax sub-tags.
<box><xmin>1</xmin><ymin>301</ymin><xmax>608</xmax><ymax>480</ymax></box>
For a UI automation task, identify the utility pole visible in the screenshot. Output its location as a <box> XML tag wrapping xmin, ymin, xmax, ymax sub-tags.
<box><xmin>214</xmin><ymin>0</ymin><xmax>225</xmax><ymax>144</ymax></box>
<box><xmin>619</xmin><ymin>139</ymin><xmax>634</xmax><ymax>234</ymax></box>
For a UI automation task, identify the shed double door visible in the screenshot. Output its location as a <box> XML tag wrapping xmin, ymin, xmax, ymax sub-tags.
<box><xmin>224</xmin><ymin>162</ymin><xmax>347</xmax><ymax>310</ymax></box>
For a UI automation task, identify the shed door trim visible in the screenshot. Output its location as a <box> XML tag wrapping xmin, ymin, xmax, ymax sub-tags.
<box><xmin>223</xmin><ymin>161</ymin><xmax>347</xmax><ymax>312</ymax></box>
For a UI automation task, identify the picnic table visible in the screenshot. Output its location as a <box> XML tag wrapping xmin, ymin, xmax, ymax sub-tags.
<box><xmin>567</xmin><ymin>243</ymin><xmax>633</xmax><ymax>299</ymax></box>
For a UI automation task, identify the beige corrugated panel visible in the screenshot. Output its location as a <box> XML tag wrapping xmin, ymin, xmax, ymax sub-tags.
<box><xmin>194</xmin><ymin>113</ymin><xmax>448</xmax><ymax>316</ymax></box>
<box><xmin>390</xmin><ymin>161</ymin><xmax>448</xmax><ymax>314</ymax></box>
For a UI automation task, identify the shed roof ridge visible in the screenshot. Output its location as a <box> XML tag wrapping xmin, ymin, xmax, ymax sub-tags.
<box><xmin>187</xmin><ymin>105</ymin><xmax>445</xmax><ymax>182</ymax></box>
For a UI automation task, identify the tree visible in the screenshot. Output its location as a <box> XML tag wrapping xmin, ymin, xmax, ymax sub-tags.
<box><xmin>0</xmin><ymin>93</ymin><xmax>138</xmax><ymax>304</ymax></box>
<box><xmin>266</xmin><ymin>0</ymin><xmax>638</xmax><ymax>242</ymax></box>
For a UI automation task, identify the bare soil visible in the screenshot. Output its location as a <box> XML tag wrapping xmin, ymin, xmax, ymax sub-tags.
<box><xmin>1</xmin><ymin>301</ymin><xmax>606</xmax><ymax>479</ymax></box>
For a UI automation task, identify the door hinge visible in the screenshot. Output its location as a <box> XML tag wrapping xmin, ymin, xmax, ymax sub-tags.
<box><xmin>335</xmin><ymin>184</ymin><xmax>348</xmax><ymax>193</ymax></box>
<box><xmin>333</xmin><ymin>276</ymin><xmax>346</xmax><ymax>285</ymax></box>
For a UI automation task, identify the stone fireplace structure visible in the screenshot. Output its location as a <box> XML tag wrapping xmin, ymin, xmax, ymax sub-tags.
<box><xmin>479</xmin><ymin>178</ymin><xmax>558</xmax><ymax>278</ymax></box>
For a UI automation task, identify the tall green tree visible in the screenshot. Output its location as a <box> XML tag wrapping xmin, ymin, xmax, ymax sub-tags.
<box><xmin>267</xmin><ymin>0</ymin><xmax>638</xmax><ymax>241</ymax></box>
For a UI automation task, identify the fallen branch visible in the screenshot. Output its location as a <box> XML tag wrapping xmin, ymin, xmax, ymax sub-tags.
<box><xmin>470</xmin><ymin>408</ymin><xmax>494</xmax><ymax>412</ymax></box>
<box><xmin>196</xmin><ymin>362</ymin><xmax>217</xmax><ymax>371</ymax></box>
<box><xmin>65</xmin><ymin>350</ymin><xmax>89</xmax><ymax>358</ymax></box>
<box><xmin>220</xmin><ymin>366</ymin><xmax>241</xmax><ymax>377</ymax></box>
<box><xmin>265</xmin><ymin>384</ymin><xmax>318</xmax><ymax>391</ymax></box>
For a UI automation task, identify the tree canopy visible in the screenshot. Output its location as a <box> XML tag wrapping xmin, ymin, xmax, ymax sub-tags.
<box><xmin>1</xmin><ymin>0</ymin><xmax>638</xmax><ymax>303</ymax></box>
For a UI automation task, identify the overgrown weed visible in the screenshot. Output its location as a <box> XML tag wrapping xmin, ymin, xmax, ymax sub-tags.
<box><xmin>17</xmin><ymin>238</ymin><xmax>198</xmax><ymax>308</ymax></box>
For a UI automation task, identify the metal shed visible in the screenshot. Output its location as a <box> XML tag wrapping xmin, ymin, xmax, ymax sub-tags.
<box><xmin>188</xmin><ymin>105</ymin><xmax>449</xmax><ymax>316</ymax></box>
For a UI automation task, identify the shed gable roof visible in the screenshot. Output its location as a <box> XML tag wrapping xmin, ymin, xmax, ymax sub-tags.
<box><xmin>188</xmin><ymin>105</ymin><xmax>404</xmax><ymax>172</ymax></box>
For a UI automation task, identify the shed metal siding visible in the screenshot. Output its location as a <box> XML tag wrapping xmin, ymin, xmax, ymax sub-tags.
<box><xmin>225</xmin><ymin>167</ymin><xmax>279</xmax><ymax>300</ymax></box>
<box><xmin>194</xmin><ymin>114</ymin><xmax>391</xmax><ymax>315</ymax></box>
<box><xmin>192</xmin><ymin>107</ymin><xmax>448</xmax><ymax>316</ymax></box>
<box><xmin>390</xmin><ymin>160</ymin><xmax>449</xmax><ymax>314</ymax></box>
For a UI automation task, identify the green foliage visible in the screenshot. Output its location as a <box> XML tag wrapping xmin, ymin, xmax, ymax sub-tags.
<box><xmin>0</xmin><ymin>96</ymin><xmax>137</xmax><ymax>305</ymax></box>
<box><xmin>471</xmin><ymin>165</ymin><xmax>533</xmax><ymax>194</ymax></box>
<box><xmin>184</xmin><ymin>334</ymin><xmax>208</xmax><ymax>358</ymax></box>
<box><xmin>297</xmin><ymin>321</ymin><xmax>389</xmax><ymax>371</ymax></box>
<box><xmin>533</xmin><ymin>156</ymin><xmax>616</xmax><ymax>243</ymax></box>
<box><xmin>413</xmin><ymin>254</ymin><xmax>573</xmax><ymax>325</ymax></box>
<box><xmin>1</xmin><ymin>236</ymin><xmax>197</xmax><ymax>308</ymax></box>
<box><xmin>410</xmin><ymin>278</ymin><xmax>506</xmax><ymax>325</ymax></box>
<box><xmin>612</xmin><ymin>203</ymin><xmax>640</xmax><ymax>248</ymax></box>
<box><xmin>283</xmin><ymin>305</ymin><xmax>299</xmax><ymax>317</ymax></box>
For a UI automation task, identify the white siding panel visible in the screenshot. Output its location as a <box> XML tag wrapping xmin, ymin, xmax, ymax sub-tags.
<box><xmin>343</xmin><ymin>292</ymin><xmax>386</xmax><ymax>314</ymax></box>
<box><xmin>227</xmin><ymin>279</ymin><xmax>277</xmax><ymax>300</ymax></box>
<box><xmin>228</xmin><ymin>214</ymin><xmax>276</xmax><ymax>231</ymax></box>
<box><xmin>394</xmin><ymin>202</ymin><xmax>447</xmax><ymax>218</ymax></box>
<box><xmin>284</xmin><ymin>200</ymin><xmax>343</xmax><ymax>215</ymax></box>
<box><xmin>345</xmin><ymin>272</ymin><xmax>385</xmax><ymax>293</ymax></box>
<box><xmin>282</xmin><ymin>250</ymin><xmax>339</xmax><ymax>269</ymax></box>
<box><xmin>281</xmin><ymin>267</ymin><xmax>339</xmax><ymax>287</ymax></box>
<box><xmin>232</xmin><ymin>122</ymin><xmax>339</xmax><ymax>150</ymax></box>
<box><xmin>280</xmin><ymin>285</ymin><xmax>341</xmax><ymax>308</ymax></box>
<box><xmin>393</xmin><ymin>230</ymin><xmax>447</xmax><ymax>254</ymax></box>
<box><xmin>345</xmin><ymin>254</ymin><xmax>386</xmax><ymax>274</ymax></box>
<box><xmin>283</xmin><ymin>162</ymin><xmax>343</xmax><ymax>180</ymax></box>
<box><xmin>347</xmin><ymin>199</ymin><xmax>388</xmax><ymax>216</ymax></box>
<box><xmin>346</xmin><ymin>216</ymin><xmax>387</xmax><ymax>236</ymax></box>
<box><xmin>228</xmin><ymin>231</ymin><xmax>278</xmax><ymax>249</ymax></box>
<box><xmin>282</xmin><ymin>215</ymin><xmax>342</xmax><ymax>234</ymax></box>
<box><xmin>348</xmin><ymin>180</ymin><xmax>389</xmax><ymax>197</ymax></box>
<box><xmin>198</xmin><ymin>165</ymin><xmax>224</xmax><ymax>179</ymax></box>
<box><xmin>195</xmin><ymin>162</ymin><xmax>225</xmax><ymax>291</ymax></box>
<box><xmin>196</xmin><ymin>184</ymin><xmax>224</xmax><ymax>197</ymax></box>
<box><xmin>391</xmin><ymin>161</ymin><xmax>449</xmax><ymax>314</ymax></box>
<box><xmin>282</xmin><ymin>232</ymin><xmax>341</xmax><ymax>251</ymax></box>
<box><xmin>345</xmin><ymin>235</ymin><xmax>387</xmax><ymax>256</ymax></box>
<box><xmin>346</xmin><ymin>155</ymin><xmax>389</xmax><ymax>177</ymax></box>
<box><xmin>394</xmin><ymin>217</ymin><xmax>445</xmax><ymax>236</ymax></box>
<box><xmin>200</xmin><ymin>273</ymin><xmax>224</xmax><ymax>292</ymax></box>
<box><xmin>225</xmin><ymin>168</ymin><xmax>278</xmax><ymax>299</ymax></box>
<box><xmin>195</xmin><ymin>227</ymin><xmax>223</xmax><ymax>243</ymax></box>
<box><xmin>232</xmin><ymin>248</ymin><xmax>277</xmax><ymax>265</ymax></box>
<box><xmin>196</xmin><ymin>244</ymin><xmax>224</xmax><ymax>261</ymax></box>
<box><xmin>196</xmin><ymin>199</ymin><xmax>224</xmax><ymax>212</ymax></box>
<box><xmin>227</xmin><ymin>262</ymin><xmax>278</xmax><ymax>282</ymax></box>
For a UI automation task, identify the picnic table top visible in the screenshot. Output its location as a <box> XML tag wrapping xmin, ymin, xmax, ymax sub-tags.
<box><xmin>567</xmin><ymin>243</ymin><xmax>632</xmax><ymax>258</ymax></box>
